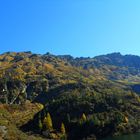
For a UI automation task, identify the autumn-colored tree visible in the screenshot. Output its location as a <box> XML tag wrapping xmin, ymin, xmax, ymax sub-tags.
<box><xmin>61</xmin><ymin>122</ymin><xmax>66</xmax><ymax>134</ymax></box>
<box><xmin>43</xmin><ymin>112</ymin><xmax>53</xmax><ymax>130</ymax></box>
<box><xmin>81</xmin><ymin>113</ymin><xmax>87</xmax><ymax>122</ymax></box>
<box><xmin>79</xmin><ymin>113</ymin><xmax>87</xmax><ymax>125</ymax></box>
<box><xmin>124</xmin><ymin>116</ymin><xmax>129</xmax><ymax>123</ymax></box>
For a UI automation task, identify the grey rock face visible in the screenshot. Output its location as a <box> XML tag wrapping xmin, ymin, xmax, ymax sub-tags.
<box><xmin>0</xmin><ymin>125</ymin><xmax>7</xmax><ymax>138</ymax></box>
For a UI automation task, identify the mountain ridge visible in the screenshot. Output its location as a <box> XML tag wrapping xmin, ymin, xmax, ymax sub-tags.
<box><xmin>1</xmin><ymin>51</ymin><xmax>140</xmax><ymax>140</ymax></box>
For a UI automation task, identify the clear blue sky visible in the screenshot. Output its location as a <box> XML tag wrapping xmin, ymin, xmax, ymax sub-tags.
<box><xmin>0</xmin><ymin>0</ymin><xmax>140</xmax><ymax>57</ymax></box>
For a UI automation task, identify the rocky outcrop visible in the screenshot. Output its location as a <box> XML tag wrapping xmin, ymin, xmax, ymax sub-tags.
<box><xmin>0</xmin><ymin>126</ymin><xmax>7</xmax><ymax>139</ymax></box>
<box><xmin>0</xmin><ymin>80</ymin><xmax>49</xmax><ymax>104</ymax></box>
